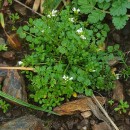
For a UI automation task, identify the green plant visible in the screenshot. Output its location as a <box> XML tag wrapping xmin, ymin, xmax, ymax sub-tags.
<box><xmin>9</xmin><ymin>13</ymin><xmax>19</xmax><ymax>23</ymax></box>
<box><xmin>73</xmin><ymin>0</ymin><xmax>130</xmax><ymax>29</ymax></box>
<box><xmin>108</xmin><ymin>99</ymin><xmax>114</xmax><ymax>105</ymax></box>
<box><xmin>0</xmin><ymin>44</ymin><xmax>7</xmax><ymax>51</ymax></box>
<box><xmin>0</xmin><ymin>98</ymin><xmax>10</xmax><ymax>113</ymax></box>
<box><xmin>114</xmin><ymin>100</ymin><xmax>129</xmax><ymax>114</ymax></box>
<box><xmin>17</xmin><ymin>7</ymin><xmax>121</xmax><ymax>110</ymax></box>
<box><xmin>9</xmin><ymin>13</ymin><xmax>20</xmax><ymax>30</ymax></box>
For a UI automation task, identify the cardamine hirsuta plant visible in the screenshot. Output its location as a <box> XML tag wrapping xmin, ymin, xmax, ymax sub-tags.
<box><xmin>17</xmin><ymin>7</ymin><xmax>123</xmax><ymax>110</ymax></box>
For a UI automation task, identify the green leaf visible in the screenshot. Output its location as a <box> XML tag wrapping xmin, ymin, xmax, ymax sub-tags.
<box><xmin>58</xmin><ymin>46</ymin><xmax>66</xmax><ymax>54</ymax></box>
<box><xmin>98</xmin><ymin>2</ymin><xmax>110</xmax><ymax>10</ymax></box>
<box><xmin>88</xmin><ymin>10</ymin><xmax>105</xmax><ymax>23</ymax></box>
<box><xmin>110</xmin><ymin>1</ymin><xmax>128</xmax><ymax>16</ymax></box>
<box><xmin>23</xmin><ymin>25</ymin><xmax>29</xmax><ymax>31</ymax></box>
<box><xmin>107</xmin><ymin>46</ymin><xmax>113</xmax><ymax>52</ymax></box>
<box><xmin>20</xmin><ymin>32</ymin><xmax>26</xmax><ymax>39</ymax></box>
<box><xmin>26</xmin><ymin>35</ymin><xmax>33</xmax><ymax>42</ymax></box>
<box><xmin>78</xmin><ymin>0</ymin><xmax>96</xmax><ymax>14</ymax></box>
<box><xmin>85</xmin><ymin>89</ymin><xmax>93</xmax><ymax>96</ymax></box>
<box><xmin>112</xmin><ymin>15</ymin><xmax>128</xmax><ymax>30</ymax></box>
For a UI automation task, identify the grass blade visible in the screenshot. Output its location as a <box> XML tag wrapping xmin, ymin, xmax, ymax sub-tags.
<box><xmin>0</xmin><ymin>91</ymin><xmax>57</xmax><ymax>115</ymax></box>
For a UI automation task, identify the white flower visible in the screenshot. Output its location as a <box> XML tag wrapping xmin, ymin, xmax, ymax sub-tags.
<box><xmin>18</xmin><ymin>61</ymin><xmax>23</xmax><ymax>66</ymax></box>
<box><xmin>72</xmin><ymin>7</ymin><xmax>80</xmax><ymax>13</ymax></box>
<box><xmin>80</xmin><ymin>35</ymin><xmax>86</xmax><ymax>40</ymax></box>
<box><xmin>63</xmin><ymin>75</ymin><xmax>73</xmax><ymax>81</ymax></box>
<box><xmin>76</xmin><ymin>28</ymin><xmax>83</xmax><ymax>34</ymax></box>
<box><xmin>69</xmin><ymin>18</ymin><xmax>75</xmax><ymax>22</ymax></box>
<box><xmin>77</xmin><ymin>8</ymin><xmax>80</xmax><ymax>13</ymax></box>
<box><xmin>72</xmin><ymin>7</ymin><xmax>76</xmax><ymax>12</ymax></box>
<box><xmin>41</xmin><ymin>30</ymin><xmax>44</xmax><ymax>33</ymax></box>
<box><xmin>63</xmin><ymin>75</ymin><xmax>69</xmax><ymax>80</ymax></box>
<box><xmin>47</xmin><ymin>10</ymin><xmax>58</xmax><ymax>18</ymax></box>
<box><xmin>51</xmin><ymin>9</ymin><xmax>58</xmax><ymax>16</ymax></box>
<box><xmin>116</xmin><ymin>74</ymin><xmax>120</xmax><ymax>79</ymax></box>
<box><xmin>92</xmin><ymin>70</ymin><xmax>96</xmax><ymax>72</ymax></box>
<box><xmin>69</xmin><ymin>77</ymin><xmax>73</xmax><ymax>80</ymax></box>
<box><xmin>47</xmin><ymin>14</ymin><xmax>51</xmax><ymax>18</ymax></box>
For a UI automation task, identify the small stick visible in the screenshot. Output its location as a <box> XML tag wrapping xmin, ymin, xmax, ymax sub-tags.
<box><xmin>0</xmin><ymin>67</ymin><xmax>34</xmax><ymax>71</ymax></box>
<box><xmin>92</xmin><ymin>95</ymin><xmax>120</xmax><ymax>130</ymax></box>
<box><xmin>14</xmin><ymin>0</ymin><xmax>43</xmax><ymax>17</ymax></box>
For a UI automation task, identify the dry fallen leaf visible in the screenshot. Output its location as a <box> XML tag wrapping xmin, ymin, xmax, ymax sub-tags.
<box><xmin>112</xmin><ymin>80</ymin><xmax>124</xmax><ymax>101</ymax></box>
<box><xmin>40</xmin><ymin>0</ymin><xmax>45</xmax><ymax>14</ymax></box>
<box><xmin>53</xmin><ymin>96</ymin><xmax>106</xmax><ymax>115</ymax></box>
<box><xmin>33</xmin><ymin>0</ymin><xmax>41</xmax><ymax>12</ymax></box>
<box><xmin>6</xmin><ymin>33</ymin><xmax>22</xmax><ymax>50</ymax></box>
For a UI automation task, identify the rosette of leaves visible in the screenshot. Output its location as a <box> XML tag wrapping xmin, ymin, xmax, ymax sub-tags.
<box><xmin>17</xmin><ymin>7</ymin><xmax>118</xmax><ymax>110</ymax></box>
<box><xmin>76</xmin><ymin>0</ymin><xmax>130</xmax><ymax>29</ymax></box>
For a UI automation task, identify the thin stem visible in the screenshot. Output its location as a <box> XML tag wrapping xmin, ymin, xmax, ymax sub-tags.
<box><xmin>92</xmin><ymin>95</ymin><xmax>120</xmax><ymax>130</ymax></box>
<box><xmin>0</xmin><ymin>67</ymin><xmax>34</xmax><ymax>71</ymax></box>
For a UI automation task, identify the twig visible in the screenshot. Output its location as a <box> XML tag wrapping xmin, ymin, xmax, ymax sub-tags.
<box><xmin>14</xmin><ymin>0</ymin><xmax>43</xmax><ymax>17</ymax></box>
<box><xmin>92</xmin><ymin>94</ymin><xmax>120</xmax><ymax>130</ymax></box>
<box><xmin>0</xmin><ymin>67</ymin><xmax>34</xmax><ymax>71</ymax></box>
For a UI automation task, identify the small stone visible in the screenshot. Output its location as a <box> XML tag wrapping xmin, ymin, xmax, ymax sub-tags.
<box><xmin>2</xmin><ymin>70</ymin><xmax>27</xmax><ymax>102</ymax></box>
<box><xmin>81</xmin><ymin>111</ymin><xmax>92</xmax><ymax>118</ymax></box>
<box><xmin>92</xmin><ymin>122</ymin><xmax>111</xmax><ymax>130</ymax></box>
<box><xmin>0</xmin><ymin>115</ymin><xmax>45</xmax><ymax>130</ymax></box>
<box><xmin>90</xmin><ymin>120</ymin><xmax>96</xmax><ymax>125</ymax></box>
<box><xmin>77</xmin><ymin>119</ymin><xmax>89</xmax><ymax>129</ymax></box>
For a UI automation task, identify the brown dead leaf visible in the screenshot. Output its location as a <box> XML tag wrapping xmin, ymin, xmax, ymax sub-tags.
<box><xmin>33</xmin><ymin>0</ymin><xmax>41</xmax><ymax>12</ymax></box>
<box><xmin>25</xmin><ymin>0</ymin><xmax>32</xmax><ymax>5</ymax></box>
<box><xmin>6</xmin><ymin>33</ymin><xmax>22</xmax><ymax>50</ymax></box>
<box><xmin>40</xmin><ymin>0</ymin><xmax>45</xmax><ymax>14</ymax></box>
<box><xmin>53</xmin><ymin>96</ymin><xmax>106</xmax><ymax>115</ymax></box>
<box><xmin>113</xmin><ymin>80</ymin><xmax>124</xmax><ymax>101</ymax></box>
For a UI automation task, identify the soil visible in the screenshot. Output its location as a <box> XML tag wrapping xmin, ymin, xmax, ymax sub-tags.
<box><xmin>0</xmin><ymin>1</ymin><xmax>130</xmax><ymax>130</ymax></box>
